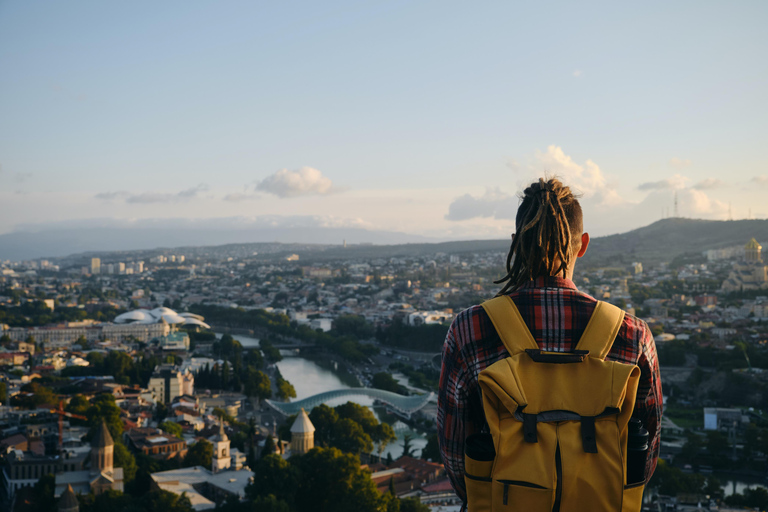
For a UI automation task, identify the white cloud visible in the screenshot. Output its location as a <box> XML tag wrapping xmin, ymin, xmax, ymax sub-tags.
<box><xmin>572</xmin><ymin>70</ymin><xmax>582</xmax><ymax>78</ymax></box>
<box><xmin>256</xmin><ymin>167</ymin><xmax>335</xmax><ymax>198</ymax></box>
<box><xmin>681</xmin><ymin>188</ymin><xmax>728</xmax><ymax>215</ymax></box>
<box><xmin>669</xmin><ymin>157</ymin><xmax>692</xmax><ymax>169</ymax></box>
<box><xmin>637</xmin><ymin>174</ymin><xmax>689</xmax><ymax>191</ymax></box>
<box><xmin>691</xmin><ymin>178</ymin><xmax>726</xmax><ymax>190</ymax></box>
<box><xmin>751</xmin><ymin>176</ymin><xmax>768</xmax><ymax>186</ymax></box>
<box><xmin>532</xmin><ymin>145</ymin><xmax>623</xmax><ymax>206</ymax></box>
<box><xmin>445</xmin><ymin>187</ymin><xmax>516</xmax><ymax>221</ymax></box>
<box><xmin>222</xmin><ymin>192</ymin><xmax>259</xmax><ymax>202</ymax></box>
<box><xmin>95</xmin><ymin>184</ymin><xmax>209</xmax><ymax>204</ymax></box>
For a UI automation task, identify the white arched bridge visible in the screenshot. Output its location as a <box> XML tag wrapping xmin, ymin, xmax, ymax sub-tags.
<box><xmin>265</xmin><ymin>388</ymin><xmax>434</xmax><ymax>419</ymax></box>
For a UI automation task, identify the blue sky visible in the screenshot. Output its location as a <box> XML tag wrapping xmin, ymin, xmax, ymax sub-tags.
<box><xmin>1</xmin><ymin>1</ymin><xmax>766</xmax><ymax>239</ymax></box>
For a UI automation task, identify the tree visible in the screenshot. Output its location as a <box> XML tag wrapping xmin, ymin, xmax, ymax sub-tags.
<box><xmin>184</xmin><ymin>440</ymin><xmax>213</xmax><ymax>468</ymax></box>
<box><xmin>114</xmin><ymin>440</ymin><xmax>137</xmax><ymax>483</ymax></box>
<box><xmin>66</xmin><ymin>394</ymin><xmax>90</xmax><ymax>417</ymax></box>
<box><xmin>247</xmin><ymin>495</ymin><xmax>291</xmax><ymax>512</ymax></box>
<box><xmin>705</xmin><ymin>430</ymin><xmax>729</xmax><ymax>465</ymax></box>
<box><xmin>246</xmin><ymin>453</ymin><xmax>298</xmax><ymax>506</ymax></box>
<box><xmin>331</xmin><ymin>418</ymin><xmax>373</xmax><ymax>455</ymax></box>
<box><xmin>262</xmin><ymin>435</ymin><xmax>276</xmax><ymax>457</ymax></box>
<box><xmin>372</xmin><ymin>372</ymin><xmax>406</xmax><ymax>394</ymax></box>
<box><xmin>399</xmin><ymin>497</ymin><xmax>430</xmax><ymax>512</ymax></box>
<box><xmin>27</xmin><ymin>473</ymin><xmax>55</xmax><ymax>512</ymax></box>
<box><xmin>87</xmin><ymin>394</ymin><xmax>124</xmax><ymax>439</ymax></box>
<box><xmin>401</xmin><ymin>434</ymin><xmax>415</xmax><ymax>458</ymax></box>
<box><xmin>244</xmin><ymin>367</ymin><xmax>271</xmax><ymax>403</ymax></box>
<box><xmin>276</xmin><ymin>378</ymin><xmax>297</xmax><ymax>401</ymax></box>
<box><xmin>79</xmin><ymin>489</ymin><xmax>194</xmax><ymax>512</ymax></box>
<box><xmin>12</xmin><ymin>381</ymin><xmax>57</xmax><ymax>409</ymax></box>
<box><xmin>421</xmin><ymin>433</ymin><xmax>440</xmax><ymax>462</ymax></box>
<box><xmin>309</xmin><ymin>405</ymin><xmax>339</xmax><ymax>447</ymax></box>
<box><xmin>0</xmin><ymin>381</ymin><xmax>7</xmax><ymax>403</ymax></box>
<box><xmin>292</xmin><ymin>447</ymin><xmax>390</xmax><ymax>512</ymax></box>
<box><xmin>159</xmin><ymin>421</ymin><xmax>183</xmax><ymax>438</ymax></box>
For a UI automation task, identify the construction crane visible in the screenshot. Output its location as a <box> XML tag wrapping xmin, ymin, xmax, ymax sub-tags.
<box><xmin>49</xmin><ymin>400</ymin><xmax>87</xmax><ymax>450</ymax></box>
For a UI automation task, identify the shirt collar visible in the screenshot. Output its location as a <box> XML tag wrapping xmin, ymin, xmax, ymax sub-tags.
<box><xmin>519</xmin><ymin>276</ymin><xmax>579</xmax><ymax>291</ymax></box>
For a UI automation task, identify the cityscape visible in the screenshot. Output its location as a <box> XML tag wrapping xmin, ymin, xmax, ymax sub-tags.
<box><xmin>2</xmin><ymin>226</ymin><xmax>768</xmax><ymax>511</ymax></box>
<box><xmin>1</xmin><ymin>2</ymin><xmax>766</xmax><ymax>512</ymax></box>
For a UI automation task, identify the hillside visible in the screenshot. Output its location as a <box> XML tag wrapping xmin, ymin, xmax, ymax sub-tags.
<box><xmin>580</xmin><ymin>218</ymin><xmax>768</xmax><ymax>268</ymax></box>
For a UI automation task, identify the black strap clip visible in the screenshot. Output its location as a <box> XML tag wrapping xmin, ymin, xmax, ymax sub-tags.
<box><xmin>580</xmin><ymin>416</ymin><xmax>598</xmax><ymax>453</ymax></box>
<box><xmin>522</xmin><ymin>413</ymin><xmax>538</xmax><ymax>443</ymax></box>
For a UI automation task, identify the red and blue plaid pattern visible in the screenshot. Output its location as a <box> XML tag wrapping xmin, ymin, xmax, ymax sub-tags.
<box><xmin>437</xmin><ymin>276</ymin><xmax>662</xmax><ymax>505</ymax></box>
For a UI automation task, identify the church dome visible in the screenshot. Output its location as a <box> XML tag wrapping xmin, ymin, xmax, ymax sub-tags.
<box><xmin>746</xmin><ymin>238</ymin><xmax>762</xmax><ymax>250</ymax></box>
<box><xmin>290</xmin><ymin>408</ymin><xmax>315</xmax><ymax>434</ymax></box>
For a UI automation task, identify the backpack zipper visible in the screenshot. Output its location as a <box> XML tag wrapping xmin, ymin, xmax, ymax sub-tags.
<box><xmin>553</xmin><ymin>443</ymin><xmax>562</xmax><ymax>512</ymax></box>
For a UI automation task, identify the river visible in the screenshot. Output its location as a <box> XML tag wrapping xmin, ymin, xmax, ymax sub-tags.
<box><xmin>218</xmin><ymin>333</ymin><xmax>429</xmax><ymax>459</ymax></box>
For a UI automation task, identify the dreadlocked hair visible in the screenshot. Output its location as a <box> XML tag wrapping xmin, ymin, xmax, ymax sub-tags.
<box><xmin>495</xmin><ymin>177</ymin><xmax>583</xmax><ymax>295</ymax></box>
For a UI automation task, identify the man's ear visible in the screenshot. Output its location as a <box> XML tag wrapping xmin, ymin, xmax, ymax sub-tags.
<box><xmin>576</xmin><ymin>233</ymin><xmax>590</xmax><ymax>258</ymax></box>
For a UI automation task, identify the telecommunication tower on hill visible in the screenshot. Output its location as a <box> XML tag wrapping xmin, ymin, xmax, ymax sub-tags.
<box><xmin>674</xmin><ymin>191</ymin><xmax>679</xmax><ymax>218</ymax></box>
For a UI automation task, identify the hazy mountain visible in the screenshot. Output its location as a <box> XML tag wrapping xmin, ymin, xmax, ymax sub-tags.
<box><xmin>2</xmin><ymin>217</ymin><xmax>766</xmax><ymax>265</ymax></box>
<box><xmin>0</xmin><ymin>226</ymin><xmax>437</xmax><ymax>261</ymax></box>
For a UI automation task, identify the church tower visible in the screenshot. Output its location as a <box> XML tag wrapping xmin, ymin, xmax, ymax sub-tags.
<box><xmin>212</xmin><ymin>420</ymin><xmax>231</xmax><ymax>474</ymax></box>
<box><xmin>58</xmin><ymin>484</ymin><xmax>79</xmax><ymax>512</ymax></box>
<box><xmin>746</xmin><ymin>238</ymin><xmax>762</xmax><ymax>262</ymax></box>
<box><xmin>290</xmin><ymin>408</ymin><xmax>315</xmax><ymax>455</ymax></box>
<box><xmin>91</xmin><ymin>421</ymin><xmax>114</xmax><ymax>473</ymax></box>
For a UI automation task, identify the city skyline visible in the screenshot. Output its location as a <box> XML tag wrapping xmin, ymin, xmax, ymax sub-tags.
<box><xmin>1</xmin><ymin>1</ymin><xmax>766</xmax><ymax>240</ymax></box>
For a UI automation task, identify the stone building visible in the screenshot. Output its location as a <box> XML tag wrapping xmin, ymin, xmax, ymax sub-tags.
<box><xmin>290</xmin><ymin>408</ymin><xmax>315</xmax><ymax>455</ymax></box>
<box><xmin>211</xmin><ymin>421</ymin><xmax>231</xmax><ymax>474</ymax></box>
<box><xmin>721</xmin><ymin>238</ymin><xmax>768</xmax><ymax>292</ymax></box>
<box><xmin>54</xmin><ymin>421</ymin><xmax>124</xmax><ymax>497</ymax></box>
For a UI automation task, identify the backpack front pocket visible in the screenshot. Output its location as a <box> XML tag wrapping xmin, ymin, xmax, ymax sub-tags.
<box><xmin>494</xmin><ymin>479</ymin><xmax>553</xmax><ymax>509</ymax></box>
<box><xmin>465</xmin><ymin>433</ymin><xmax>495</xmax><ymax>512</ymax></box>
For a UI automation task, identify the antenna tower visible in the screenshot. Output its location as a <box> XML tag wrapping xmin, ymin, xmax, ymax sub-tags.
<box><xmin>674</xmin><ymin>191</ymin><xmax>679</xmax><ymax>218</ymax></box>
<box><xmin>728</xmin><ymin>203</ymin><xmax>733</xmax><ymax>221</ymax></box>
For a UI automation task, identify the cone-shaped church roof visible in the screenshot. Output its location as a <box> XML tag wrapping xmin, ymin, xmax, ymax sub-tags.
<box><xmin>92</xmin><ymin>420</ymin><xmax>113</xmax><ymax>448</ymax></box>
<box><xmin>290</xmin><ymin>408</ymin><xmax>315</xmax><ymax>434</ymax></box>
<box><xmin>214</xmin><ymin>418</ymin><xmax>228</xmax><ymax>442</ymax></box>
<box><xmin>58</xmin><ymin>484</ymin><xmax>79</xmax><ymax>511</ymax></box>
<box><xmin>746</xmin><ymin>238</ymin><xmax>762</xmax><ymax>250</ymax></box>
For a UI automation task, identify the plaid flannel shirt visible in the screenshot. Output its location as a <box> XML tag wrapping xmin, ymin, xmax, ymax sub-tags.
<box><xmin>437</xmin><ymin>276</ymin><xmax>662</xmax><ymax>506</ymax></box>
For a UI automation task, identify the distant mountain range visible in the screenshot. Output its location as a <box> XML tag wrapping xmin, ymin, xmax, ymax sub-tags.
<box><xmin>1</xmin><ymin>217</ymin><xmax>766</xmax><ymax>265</ymax></box>
<box><xmin>0</xmin><ymin>226</ymin><xmax>437</xmax><ymax>261</ymax></box>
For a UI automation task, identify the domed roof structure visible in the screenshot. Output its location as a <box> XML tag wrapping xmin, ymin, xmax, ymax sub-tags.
<box><xmin>746</xmin><ymin>238</ymin><xmax>762</xmax><ymax>250</ymax></box>
<box><xmin>113</xmin><ymin>307</ymin><xmax>207</xmax><ymax>329</ymax></box>
<box><xmin>114</xmin><ymin>310</ymin><xmax>152</xmax><ymax>323</ymax></box>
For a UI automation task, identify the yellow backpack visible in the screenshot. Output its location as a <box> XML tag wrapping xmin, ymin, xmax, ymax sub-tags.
<box><xmin>464</xmin><ymin>296</ymin><xmax>644</xmax><ymax>512</ymax></box>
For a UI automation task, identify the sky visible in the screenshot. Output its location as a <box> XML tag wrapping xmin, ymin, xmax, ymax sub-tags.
<box><xmin>0</xmin><ymin>1</ymin><xmax>766</xmax><ymax>241</ymax></box>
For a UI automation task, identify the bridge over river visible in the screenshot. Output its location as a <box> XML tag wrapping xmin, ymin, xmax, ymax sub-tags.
<box><xmin>265</xmin><ymin>388</ymin><xmax>434</xmax><ymax>419</ymax></box>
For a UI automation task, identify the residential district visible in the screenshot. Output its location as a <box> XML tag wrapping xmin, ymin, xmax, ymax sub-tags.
<box><xmin>6</xmin><ymin>239</ymin><xmax>768</xmax><ymax>511</ymax></box>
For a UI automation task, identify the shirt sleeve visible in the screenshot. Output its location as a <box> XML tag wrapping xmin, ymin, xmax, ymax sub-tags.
<box><xmin>437</xmin><ymin>314</ymin><xmax>470</xmax><ymax>503</ymax></box>
<box><xmin>632</xmin><ymin>321</ymin><xmax>663</xmax><ymax>480</ymax></box>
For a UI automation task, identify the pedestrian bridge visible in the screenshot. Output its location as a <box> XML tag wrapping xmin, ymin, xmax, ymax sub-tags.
<box><xmin>265</xmin><ymin>388</ymin><xmax>434</xmax><ymax>419</ymax></box>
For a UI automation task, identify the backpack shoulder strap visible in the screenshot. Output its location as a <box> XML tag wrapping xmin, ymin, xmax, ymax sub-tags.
<box><xmin>481</xmin><ymin>295</ymin><xmax>539</xmax><ymax>355</ymax></box>
<box><xmin>574</xmin><ymin>301</ymin><xmax>625</xmax><ymax>361</ymax></box>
